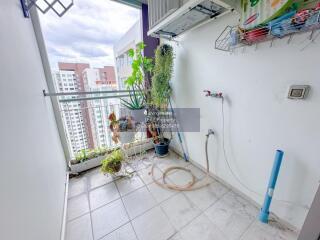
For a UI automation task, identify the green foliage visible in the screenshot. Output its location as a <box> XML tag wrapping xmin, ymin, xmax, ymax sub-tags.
<box><xmin>121</xmin><ymin>85</ymin><xmax>145</xmax><ymax>110</ymax></box>
<box><xmin>94</xmin><ymin>147</ymin><xmax>108</xmax><ymax>156</ymax></box>
<box><xmin>73</xmin><ymin>147</ymin><xmax>110</xmax><ymax>163</ymax></box>
<box><xmin>151</xmin><ymin>44</ymin><xmax>173</xmax><ymax>108</ymax></box>
<box><xmin>121</xmin><ymin>42</ymin><xmax>154</xmax><ymax>109</ymax></box>
<box><xmin>101</xmin><ymin>149</ymin><xmax>124</xmax><ymax>174</ymax></box>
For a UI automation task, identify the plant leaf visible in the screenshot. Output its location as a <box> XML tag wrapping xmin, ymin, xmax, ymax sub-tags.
<box><xmin>128</xmin><ymin>49</ymin><xmax>135</xmax><ymax>58</ymax></box>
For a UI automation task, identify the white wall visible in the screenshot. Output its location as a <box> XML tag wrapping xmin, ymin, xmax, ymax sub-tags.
<box><xmin>113</xmin><ymin>18</ymin><xmax>142</xmax><ymax>57</ymax></box>
<box><xmin>170</xmin><ymin>12</ymin><xmax>320</xmax><ymax>229</ymax></box>
<box><xmin>0</xmin><ymin>1</ymin><xmax>67</xmax><ymax>239</ymax></box>
<box><xmin>298</xmin><ymin>186</ymin><xmax>320</xmax><ymax>240</ymax></box>
<box><xmin>113</xmin><ymin>17</ymin><xmax>143</xmax><ymax>90</ymax></box>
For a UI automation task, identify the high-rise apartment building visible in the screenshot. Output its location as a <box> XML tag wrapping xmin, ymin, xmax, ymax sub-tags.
<box><xmin>114</xmin><ymin>18</ymin><xmax>142</xmax><ymax>90</ymax></box>
<box><xmin>82</xmin><ymin>68</ymin><xmax>119</xmax><ymax>148</ymax></box>
<box><xmin>53</xmin><ymin>63</ymin><xmax>117</xmax><ymax>158</ymax></box>
<box><xmin>57</xmin><ymin>63</ymin><xmax>117</xmax><ymax>151</ymax></box>
<box><xmin>58</xmin><ymin>62</ymin><xmax>90</xmax><ymax>91</ymax></box>
<box><xmin>58</xmin><ymin>63</ymin><xmax>95</xmax><ymax>149</ymax></box>
<box><xmin>52</xmin><ymin>70</ymin><xmax>89</xmax><ymax>158</ymax></box>
<box><xmin>98</xmin><ymin>66</ymin><xmax>117</xmax><ymax>87</ymax></box>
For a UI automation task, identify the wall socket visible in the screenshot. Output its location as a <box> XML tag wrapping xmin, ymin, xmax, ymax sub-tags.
<box><xmin>288</xmin><ymin>85</ymin><xmax>310</xmax><ymax>99</ymax></box>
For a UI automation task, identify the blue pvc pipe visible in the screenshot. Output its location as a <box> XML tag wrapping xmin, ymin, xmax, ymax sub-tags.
<box><xmin>259</xmin><ymin>150</ymin><xmax>284</xmax><ymax>223</ymax></box>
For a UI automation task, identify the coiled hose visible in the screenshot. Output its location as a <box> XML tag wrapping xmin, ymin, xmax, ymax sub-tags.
<box><xmin>150</xmin><ymin>129</ymin><xmax>214</xmax><ymax>191</ymax></box>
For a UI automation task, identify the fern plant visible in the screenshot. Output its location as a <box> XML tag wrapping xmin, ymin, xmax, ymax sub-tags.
<box><xmin>151</xmin><ymin>44</ymin><xmax>173</xmax><ymax>108</ymax></box>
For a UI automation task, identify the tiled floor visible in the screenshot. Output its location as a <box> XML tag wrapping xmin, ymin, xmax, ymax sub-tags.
<box><xmin>66</xmin><ymin>151</ymin><xmax>298</xmax><ymax>240</ymax></box>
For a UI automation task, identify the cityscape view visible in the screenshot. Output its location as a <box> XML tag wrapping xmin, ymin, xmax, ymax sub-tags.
<box><xmin>40</xmin><ymin>1</ymin><xmax>143</xmax><ymax>158</ymax></box>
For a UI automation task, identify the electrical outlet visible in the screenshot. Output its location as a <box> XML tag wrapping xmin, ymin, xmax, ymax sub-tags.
<box><xmin>288</xmin><ymin>85</ymin><xmax>310</xmax><ymax>99</ymax></box>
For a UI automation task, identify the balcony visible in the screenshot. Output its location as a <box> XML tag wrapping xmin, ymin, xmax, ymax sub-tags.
<box><xmin>51</xmin><ymin>91</ymin><xmax>298</xmax><ymax>240</ymax></box>
<box><xmin>52</xmin><ymin>91</ymin><xmax>154</xmax><ymax>172</ymax></box>
<box><xmin>66</xmin><ymin>151</ymin><xmax>298</xmax><ymax>240</ymax></box>
<box><xmin>2</xmin><ymin>1</ymin><xmax>320</xmax><ymax>240</ymax></box>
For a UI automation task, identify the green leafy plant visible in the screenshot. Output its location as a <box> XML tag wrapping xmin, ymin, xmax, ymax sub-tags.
<box><xmin>151</xmin><ymin>44</ymin><xmax>173</xmax><ymax>108</ymax></box>
<box><xmin>94</xmin><ymin>147</ymin><xmax>108</xmax><ymax>156</ymax></box>
<box><xmin>146</xmin><ymin>44</ymin><xmax>174</xmax><ymax>146</ymax></box>
<box><xmin>121</xmin><ymin>42</ymin><xmax>154</xmax><ymax>110</ymax></box>
<box><xmin>101</xmin><ymin>149</ymin><xmax>124</xmax><ymax>174</ymax></box>
<box><xmin>121</xmin><ymin>85</ymin><xmax>145</xmax><ymax>110</ymax></box>
<box><xmin>71</xmin><ymin>147</ymin><xmax>111</xmax><ymax>165</ymax></box>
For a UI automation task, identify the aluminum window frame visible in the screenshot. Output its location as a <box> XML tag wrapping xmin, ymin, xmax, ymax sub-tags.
<box><xmin>29</xmin><ymin>9</ymin><xmax>72</xmax><ymax>165</ymax></box>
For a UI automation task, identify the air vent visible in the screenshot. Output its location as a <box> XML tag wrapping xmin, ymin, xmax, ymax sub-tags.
<box><xmin>148</xmin><ymin>0</ymin><xmax>236</xmax><ymax>38</ymax></box>
<box><xmin>148</xmin><ymin>0</ymin><xmax>181</xmax><ymax>29</ymax></box>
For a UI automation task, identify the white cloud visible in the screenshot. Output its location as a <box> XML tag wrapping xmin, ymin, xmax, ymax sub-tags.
<box><xmin>39</xmin><ymin>0</ymin><xmax>140</xmax><ymax>68</ymax></box>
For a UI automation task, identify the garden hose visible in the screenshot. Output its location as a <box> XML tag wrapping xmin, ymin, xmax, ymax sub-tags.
<box><xmin>150</xmin><ymin>129</ymin><xmax>214</xmax><ymax>191</ymax></box>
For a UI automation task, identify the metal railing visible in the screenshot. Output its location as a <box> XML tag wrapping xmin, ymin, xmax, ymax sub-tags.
<box><xmin>44</xmin><ymin>89</ymin><xmax>147</xmax><ymax>160</ymax></box>
<box><xmin>61</xmin><ymin>101</ymin><xmax>120</xmax><ymax>158</ymax></box>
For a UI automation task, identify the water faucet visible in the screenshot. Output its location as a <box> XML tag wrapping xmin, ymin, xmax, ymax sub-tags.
<box><xmin>206</xmin><ymin>129</ymin><xmax>215</xmax><ymax>137</ymax></box>
<box><xmin>204</xmin><ymin>90</ymin><xmax>211</xmax><ymax>97</ymax></box>
<box><xmin>204</xmin><ymin>90</ymin><xmax>223</xmax><ymax>98</ymax></box>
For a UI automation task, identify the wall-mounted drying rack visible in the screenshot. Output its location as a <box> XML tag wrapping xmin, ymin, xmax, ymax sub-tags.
<box><xmin>215</xmin><ymin>8</ymin><xmax>320</xmax><ymax>52</ymax></box>
<box><xmin>20</xmin><ymin>0</ymin><xmax>74</xmax><ymax>18</ymax></box>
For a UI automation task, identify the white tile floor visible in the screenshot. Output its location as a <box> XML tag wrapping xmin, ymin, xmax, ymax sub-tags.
<box><xmin>66</xmin><ymin>151</ymin><xmax>298</xmax><ymax>240</ymax></box>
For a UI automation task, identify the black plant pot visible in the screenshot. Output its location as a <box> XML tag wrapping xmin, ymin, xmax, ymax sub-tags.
<box><xmin>154</xmin><ymin>138</ymin><xmax>170</xmax><ymax>156</ymax></box>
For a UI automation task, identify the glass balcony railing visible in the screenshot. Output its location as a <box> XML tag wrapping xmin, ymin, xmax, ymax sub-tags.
<box><xmin>44</xmin><ymin>90</ymin><xmax>150</xmax><ymax>161</ymax></box>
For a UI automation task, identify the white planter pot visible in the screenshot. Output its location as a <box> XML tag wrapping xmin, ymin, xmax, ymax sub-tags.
<box><xmin>123</xmin><ymin>138</ymin><xmax>154</xmax><ymax>156</ymax></box>
<box><xmin>69</xmin><ymin>138</ymin><xmax>155</xmax><ymax>173</ymax></box>
<box><xmin>69</xmin><ymin>155</ymin><xmax>104</xmax><ymax>173</ymax></box>
<box><xmin>119</xmin><ymin>131</ymin><xmax>135</xmax><ymax>144</ymax></box>
<box><xmin>130</xmin><ymin>109</ymin><xmax>145</xmax><ymax>122</ymax></box>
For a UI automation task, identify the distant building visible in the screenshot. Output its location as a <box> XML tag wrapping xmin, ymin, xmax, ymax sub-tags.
<box><xmin>99</xmin><ymin>66</ymin><xmax>117</xmax><ymax>88</ymax></box>
<box><xmin>52</xmin><ymin>70</ymin><xmax>89</xmax><ymax>158</ymax></box>
<box><xmin>54</xmin><ymin>63</ymin><xmax>117</xmax><ymax>157</ymax></box>
<box><xmin>58</xmin><ymin>62</ymin><xmax>95</xmax><ymax>149</ymax></box>
<box><xmin>82</xmin><ymin>68</ymin><xmax>118</xmax><ymax>148</ymax></box>
<box><xmin>113</xmin><ymin>18</ymin><xmax>142</xmax><ymax>90</ymax></box>
<box><xmin>58</xmin><ymin>62</ymin><xmax>90</xmax><ymax>91</ymax></box>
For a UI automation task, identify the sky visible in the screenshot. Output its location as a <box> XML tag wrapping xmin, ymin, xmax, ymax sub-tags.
<box><xmin>39</xmin><ymin>0</ymin><xmax>140</xmax><ymax>69</ymax></box>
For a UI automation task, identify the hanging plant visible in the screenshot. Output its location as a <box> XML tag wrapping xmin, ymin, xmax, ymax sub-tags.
<box><xmin>148</xmin><ymin>44</ymin><xmax>174</xmax><ymax>156</ymax></box>
<box><xmin>151</xmin><ymin>44</ymin><xmax>173</xmax><ymax>108</ymax></box>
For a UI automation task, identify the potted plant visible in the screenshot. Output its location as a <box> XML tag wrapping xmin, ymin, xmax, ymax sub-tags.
<box><xmin>121</xmin><ymin>85</ymin><xmax>145</xmax><ymax>122</ymax></box>
<box><xmin>149</xmin><ymin>44</ymin><xmax>174</xmax><ymax>156</ymax></box>
<box><xmin>121</xmin><ymin>42</ymin><xmax>153</xmax><ymax>121</ymax></box>
<box><xmin>109</xmin><ymin>112</ymin><xmax>135</xmax><ymax>144</ymax></box>
<box><xmin>101</xmin><ymin>149</ymin><xmax>124</xmax><ymax>174</ymax></box>
<box><xmin>69</xmin><ymin>147</ymin><xmax>112</xmax><ymax>173</ymax></box>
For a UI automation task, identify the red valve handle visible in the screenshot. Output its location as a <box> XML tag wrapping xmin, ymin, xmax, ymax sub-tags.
<box><xmin>204</xmin><ymin>90</ymin><xmax>223</xmax><ymax>98</ymax></box>
<box><xmin>203</xmin><ymin>90</ymin><xmax>211</xmax><ymax>96</ymax></box>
